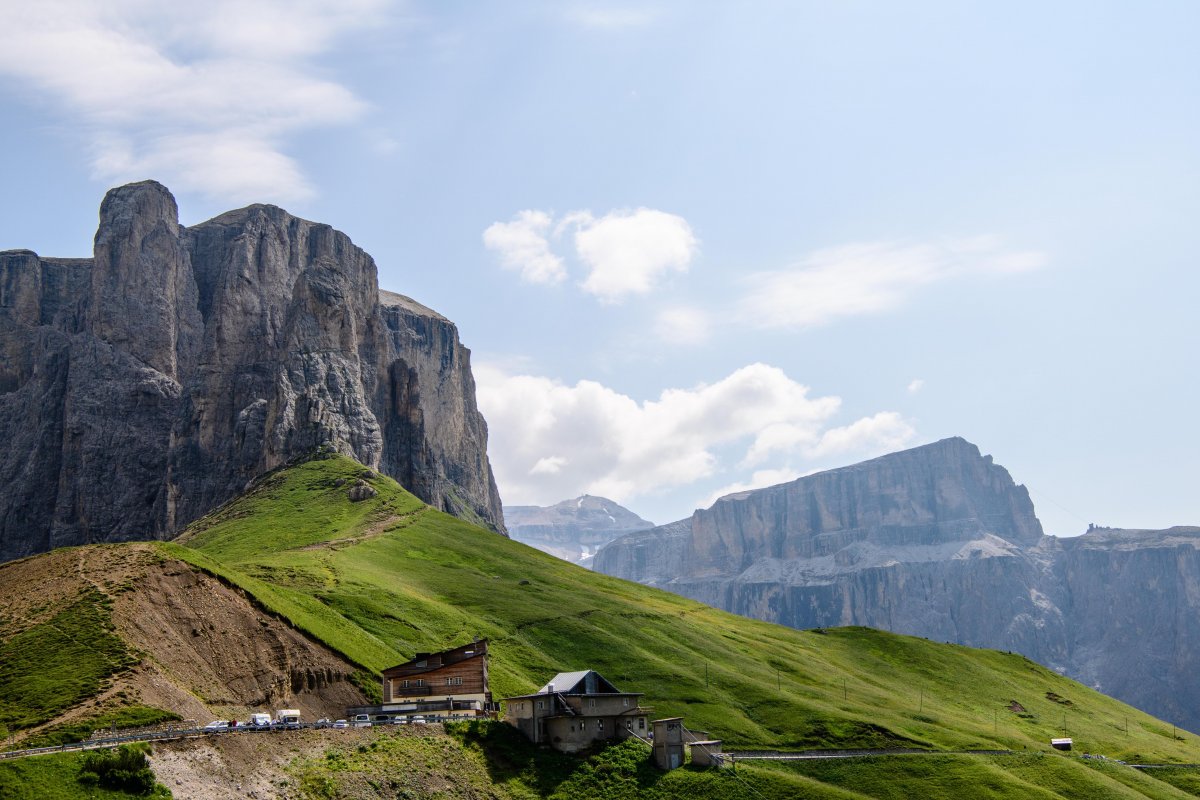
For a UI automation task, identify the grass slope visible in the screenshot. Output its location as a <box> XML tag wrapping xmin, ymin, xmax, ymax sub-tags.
<box><xmin>173</xmin><ymin>454</ymin><xmax>1199</xmax><ymax>763</ymax></box>
<box><xmin>0</xmin><ymin>588</ymin><xmax>136</xmax><ymax>734</ymax></box>
<box><xmin>0</xmin><ymin>747</ymin><xmax>170</xmax><ymax>800</ymax></box>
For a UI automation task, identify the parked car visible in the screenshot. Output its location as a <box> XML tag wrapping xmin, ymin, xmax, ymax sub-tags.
<box><xmin>352</xmin><ymin>714</ymin><xmax>372</xmax><ymax>728</ymax></box>
<box><xmin>332</xmin><ymin>719</ymin><xmax>349</xmax><ymax>729</ymax></box>
<box><xmin>203</xmin><ymin>720</ymin><xmax>229</xmax><ymax>731</ymax></box>
<box><xmin>314</xmin><ymin>718</ymin><xmax>332</xmax><ymax>729</ymax></box>
<box><xmin>410</xmin><ymin>716</ymin><xmax>427</xmax><ymax>725</ymax></box>
<box><xmin>389</xmin><ymin>717</ymin><xmax>408</xmax><ymax>725</ymax></box>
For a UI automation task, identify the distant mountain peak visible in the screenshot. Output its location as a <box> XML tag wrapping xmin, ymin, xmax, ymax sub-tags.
<box><xmin>504</xmin><ymin>495</ymin><xmax>654</xmax><ymax>566</ymax></box>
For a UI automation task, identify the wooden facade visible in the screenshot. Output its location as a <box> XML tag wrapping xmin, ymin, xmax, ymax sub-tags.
<box><xmin>378</xmin><ymin>639</ymin><xmax>492</xmax><ymax>719</ymax></box>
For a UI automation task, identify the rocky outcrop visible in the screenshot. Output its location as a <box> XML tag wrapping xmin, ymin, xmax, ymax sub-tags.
<box><xmin>505</xmin><ymin>495</ymin><xmax>654</xmax><ymax>566</ymax></box>
<box><xmin>0</xmin><ymin>181</ymin><xmax>504</xmax><ymax>561</ymax></box>
<box><xmin>594</xmin><ymin>439</ymin><xmax>1200</xmax><ymax>732</ymax></box>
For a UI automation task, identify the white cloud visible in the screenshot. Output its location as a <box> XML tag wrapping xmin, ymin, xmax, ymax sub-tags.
<box><xmin>737</xmin><ymin>237</ymin><xmax>1047</xmax><ymax>329</ymax></box>
<box><xmin>530</xmin><ymin>456</ymin><xmax>568</xmax><ymax>475</ymax></box>
<box><xmin>908</xmin><ymin>378</ymin><xmax>925</xmax><ymax>394</ymax></box>
<box><xmin>0</xmin><ymin>0</ymin><xmax>389</xmax><ymax>203</ymax></box>
<box><xmin>482</xmin><ymin>211</ymin><xmax>566</xmax><ymax>284</ymax></box>
<box><xmin>569</xmin><ymin>208</ymin><xmax>698</xmax><ymax>301</ymax></box>
<box><xmin>804</xmin><ymin>412</ymin><xmax>916</xmax><ymax>460</ymax></box>
<box><xmin>484</xmin><ymin>206</ymin><xmax>697</xmax><ymax>301</ymax></box>
<box><xmin>707</xmin><ymin>413</ymin><xmax>917</xmax><ymax>509</ymax></box>
<box><xmin>654</xmin><ymin>306</ymin><xmax>711</xmax><ymax>345</ymax></box>
<box><xmin>477</xmin><ymin>362</ymin><xmax>915</xmax><ymax>510</ymax></box>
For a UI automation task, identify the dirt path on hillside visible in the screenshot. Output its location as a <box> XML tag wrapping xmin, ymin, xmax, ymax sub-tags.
<box><xmin>297</xmin><ymin>507</ymin><xmax>430</xmax><ymax>552</ymax></box>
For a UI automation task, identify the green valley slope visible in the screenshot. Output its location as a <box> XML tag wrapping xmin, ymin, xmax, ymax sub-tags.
<box><xmin>172</xmin><ymin>454</ymin><xmax>1194</xmax><ymax>759</ymax></box>
<box><xmin>4</xmin><ymin>452</ymin><xmax>1200</xmax><ymax>799</ymax></box>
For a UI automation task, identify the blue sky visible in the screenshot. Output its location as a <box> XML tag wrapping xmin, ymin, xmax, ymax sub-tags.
<box><xmin>1</xmin><ymin>1</ymin><xmax>1196</xmax><ymax>535</ymax></box>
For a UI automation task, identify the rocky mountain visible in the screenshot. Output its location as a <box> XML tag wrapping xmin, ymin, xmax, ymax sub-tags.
<box><xmin>594</xmin><ymin>437</ymin><xmax>1200</xmax><ymax>732</ymax></box>
<box><xmin>504</xmin><ymin>495</ymin><xmax>654</xmax><ymax>566</ymax></box>
<box><xmin>0</xmin><ymin>180</ymin><xmax>504</xmax><ymax>561</ymax></box>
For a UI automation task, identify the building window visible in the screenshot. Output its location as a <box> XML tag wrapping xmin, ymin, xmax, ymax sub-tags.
<box><xmin>589</xmin><ymin>699</ymin><xmax>596</xmax><ymax>709</ymax></box>
<box><xmin>597</xmin><ymin>719</ymin><xmax>604</xmax><ymax>730</ymax></box>
<box><xmin>623</xmin><ymin>697</ymin><xmax>630</xmax><ymax>707</ymax></box>
<box><xmin>445</xmin><ymin>676</ymin><xmax>462</xmax><ymax>686</ymax></box>
<box><xmin>639</xmin><ymin>718</ymin><xmax>645</xmax><ymax>730</ymax></box>
<box><xmin>536</xmin><ymin>700</ymin><xmax>544</xmax><ymax>710</ymax></box>
<box><xmin>626</xmin><ymin>719</ymin><xmax>632</xmax><ymax>729</ymax></box>
<box><xmin>400</xmin><ymin>680</ymin><xmax>409</xmax><ymax>688</ymax></box>
<box><xmin>414</xmin><ymin>679</ymin><xmax>425</xmax><ymax>687</ymax></box>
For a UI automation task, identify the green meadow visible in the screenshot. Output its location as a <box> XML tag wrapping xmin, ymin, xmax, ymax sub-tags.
<box><xmin>171</xmin><ymin>454</ymin><xmax>1199</xmax><ymax>760</ymax></box>
<box><xmin>6</xmin><ymin>452</ymin><xmax>1200</xmax><ymax>799</ymax></box>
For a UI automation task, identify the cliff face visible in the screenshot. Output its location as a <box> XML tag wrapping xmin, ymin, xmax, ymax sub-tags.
<box><xmin>594</xmin><ymin>439</ymin><xmax>1200</xmax><ymax>732</ymax></box>
<box><xmin>0</xmin><ymin>181</ymin><xmax>504</xmax><ymax>561</ymax></box>
<box><xmin>504</xmin><ymin>495</ymin><xmax>654</xmax><ymax>566</ymax></box>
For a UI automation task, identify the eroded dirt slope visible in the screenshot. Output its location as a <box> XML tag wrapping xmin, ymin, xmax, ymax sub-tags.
<box><xmin>0</xmin><ymin>543</ymin><xmax>368</xmax><ymax>740</ymax></box>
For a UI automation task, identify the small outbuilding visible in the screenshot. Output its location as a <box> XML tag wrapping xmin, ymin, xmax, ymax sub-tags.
<box><xmin>503</xmin><ymin>670</ymin><xmax>650</xmax><ymax>753</ymax></box>
<box><xmin>652</xmin><ymin>717</ymin><xmax>686</xmax><ymax>770</ymax></box>
<box><xmin>1051</xmin><ymin>737</ymin><xmax>1073</xmax><ymax>751</ymax></box>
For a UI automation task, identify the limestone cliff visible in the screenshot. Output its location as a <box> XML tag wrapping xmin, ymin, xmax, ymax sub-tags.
<box><xmin>0</xmin><ymin>181</ymin><xmax>504</xmax><ymax>561</ymax></box>
<box><xmin>594</xmin><ymin>439</ymin><xmax>1200</xmax><ymax>732</ymax></box>
<box><xmin>504</xmin><ymin>495</ymin><xmax>654</xmax><ymax>566</ymax></box>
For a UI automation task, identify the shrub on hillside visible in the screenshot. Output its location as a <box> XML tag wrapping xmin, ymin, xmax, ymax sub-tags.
<box><xmin>77</xmin><ymin>744</ymin><xmax>160</xmax><ymax>795</ymax></box>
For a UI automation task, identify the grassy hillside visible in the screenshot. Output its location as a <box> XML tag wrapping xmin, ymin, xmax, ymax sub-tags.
<box><xmin>173</xmin><ymin>454</ymin><xmax>1197</xmax><ymax>761</ymax></box>
<box><xmin>6</xmin><ymin>451</ymin><xmax>1200</xmax><ymax>799</ymax></box>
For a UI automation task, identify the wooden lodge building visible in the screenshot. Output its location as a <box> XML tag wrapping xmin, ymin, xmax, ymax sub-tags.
<box><xmin>351</xmin><ymin>640</ymin><xmax>494</xmax><ymax>721</ymax></box>
<box><xmin>503</xmin><ymin>670</ymin><xmax>651</xmax><ymax>753</ymax></box>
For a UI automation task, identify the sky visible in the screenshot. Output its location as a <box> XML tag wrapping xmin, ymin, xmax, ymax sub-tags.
<box><xmin>0</xmin><ymin>1</ymin><xmax>1196</xmax><ymax>536</ymax></box>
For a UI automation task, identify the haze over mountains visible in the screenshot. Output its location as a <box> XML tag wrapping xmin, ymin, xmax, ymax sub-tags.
<box><xmin>0</xmin><ymin>181</ymin><xmax>503</xmax><ymax>561</ymax></box>
<box><xmin>594</xmin><ymin>437</ymin><xmax>1200</xmax><ymax>733</ymax></box>
<box><xmin>504</xmin><ymin>495</ymin><xmax>654</xmax><ymax>565</ymax></box>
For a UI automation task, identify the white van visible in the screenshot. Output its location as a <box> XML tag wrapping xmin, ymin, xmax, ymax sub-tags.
<box><xmin>352</xmin><ymin>714</ymin><xmax>372</xmax><ymax>728</ymax></box>
<box><xmin>276</xmin><ymin>709</ymin><xmax>302</xmax><ymax>729</ymax></box>
<box><xmin>249</xmin><ymin>712</ymin><xmax>272</xmax><ymax>728</ymax></box>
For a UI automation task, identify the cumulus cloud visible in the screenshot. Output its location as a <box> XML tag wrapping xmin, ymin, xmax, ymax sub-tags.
<box><xmin>483</xmin><ymin>211</ymin><xmax>566</xmax><ymax>284</ymax></box>
<box><xmin>0</xmin><ymin>0</ymin><xmax>388</xmax><ymax>203</ymax></box>
<box><xmin>566</xmin><ymin>208</ymin><xmax>697</xmax><ymax>301</ymax></box>
<box><xmin>908</xmin><ymin>378</ymin><xmax>925</xmax><ymax>394</ymax></box>
<box><xmin>476</xmin><ymin>362</ymin><xmax>915</xmax><ymax>509</ymax></box>
<box><xmin>737</xmin><ymin>237</ymin><xmax>1047</xmax><ymax>329</ymax></box>
<box><xmin>484</xmin><ymin>206</ymin><xmax>697</xmax><ymax>301</ymax></box>
<box><xmin>653</xmin><ymin>306</ymin><xmax>711</xmax><ymax>345</ymax></box>
<box><xmin>805</xmin><ymin>412</ymin><xmax>916</xmax><ymax>460</ymax></box>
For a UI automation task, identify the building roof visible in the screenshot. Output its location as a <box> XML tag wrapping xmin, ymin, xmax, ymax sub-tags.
<box><xmin>382</xmin><ymin>639</ymin><xmax>488</xmax><ymax>678</ymax></box>
<box><xmin>537</xmin><ymin>670</ymin><xmax>621</xmax><ymax>695</ymax></box>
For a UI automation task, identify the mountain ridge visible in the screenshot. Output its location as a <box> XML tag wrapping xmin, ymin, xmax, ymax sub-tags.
<box><xmin>0</xmin><ymin>180</ymin><xmax>504</xmax><ymax>561</ymax></box>
<box><xmin>505</xmin><ymin>494</ymin><xmax>655</xmax><ymax>565</ymax></box>
<box><xmin>4</xmin><ymin>452</ymin><xmax>1200</xmax><ymax>799</ymax></box>
<box><xmin>594</xmin><ymin>437</ymin><xmax>1200</xmax><ymax>733</ymax></box>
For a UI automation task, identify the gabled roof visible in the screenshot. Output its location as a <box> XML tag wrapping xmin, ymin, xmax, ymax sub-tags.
<box><xmin>383</xmin><ymin>639</ymin><xmax>488</xmax><ymax>678</ymax></box>
<box><xmin>537</xmin><ymin>669</ymin><xmax>622</xmax><ymax>695</ymax></box>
